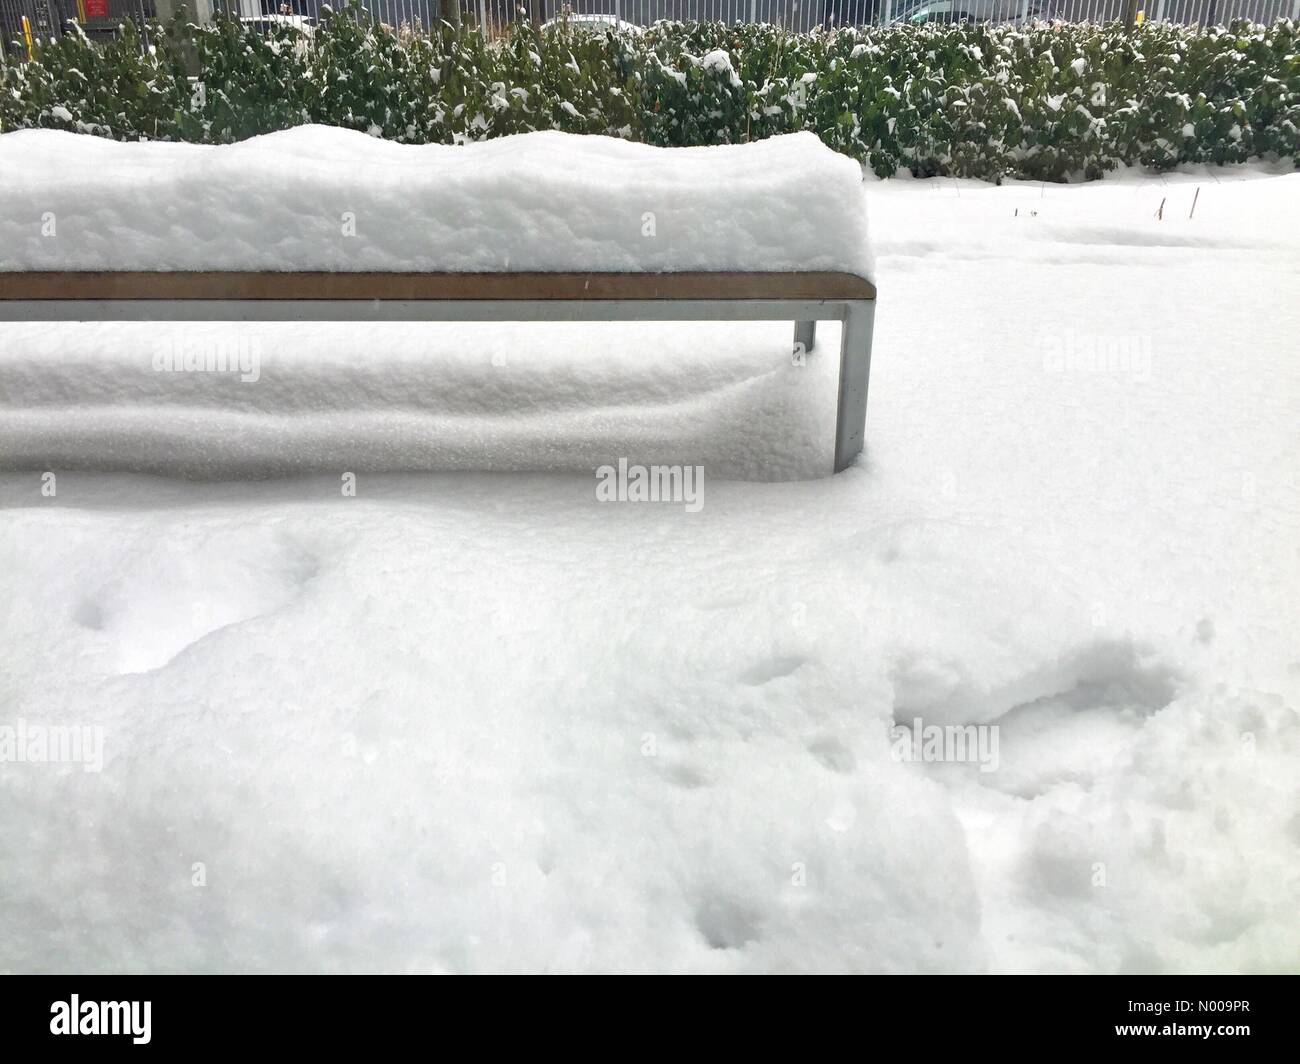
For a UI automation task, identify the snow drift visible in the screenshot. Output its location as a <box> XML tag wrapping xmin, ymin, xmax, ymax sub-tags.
<box><xmin>0</xmin><ymin>319</ymin><xmax>840</xmax><ymax>480</ymax></box>
<box><xmin>0</xmin><ymin>126</ymin><xmax>874</xmax><ymax>278</ymax></box>
<box><xmin>0</xmin><ymin>165</ymin><xmax>1296</xmax><ymax>973</ymax></box>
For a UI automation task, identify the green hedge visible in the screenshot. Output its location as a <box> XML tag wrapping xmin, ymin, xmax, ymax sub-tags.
<box><xmin>4</xmin><ymin>8</ymin><xmax>1299</xmax><ymax>182</ymax></box>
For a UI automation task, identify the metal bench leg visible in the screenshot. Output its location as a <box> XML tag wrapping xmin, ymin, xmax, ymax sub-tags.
<box><xmin>794</xmin><ymin>319</ymin><xmax>817</xmax><ymax>355</ymax></box>
<box><xmin>833</xmin><ymin>300</ymin><xmax>875</xmax><ymax>473</ymax></box>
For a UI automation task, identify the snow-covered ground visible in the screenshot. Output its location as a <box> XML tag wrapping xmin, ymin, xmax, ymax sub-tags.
<box><xmin>1</xmin><ymin>164</ymin><xmax>1297</xmax><ymax>973</ymax></box>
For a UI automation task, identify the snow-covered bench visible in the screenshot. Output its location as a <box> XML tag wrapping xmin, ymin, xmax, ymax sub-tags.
<box><xmin>0</xmin><ymin>128</ymin><xmax>877</xmax><ymax>473</ymax></box>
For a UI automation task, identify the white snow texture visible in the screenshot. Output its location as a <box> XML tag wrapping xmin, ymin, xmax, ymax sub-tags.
<box><xmin>0</xmin><ymin>126</ymin><xmax>874</xmax><ymax>278</ymax></box>
<box><xmin>0</xmin><ymin>142</ymin><xmax>1297</xmax><ymax>974</ymax></box>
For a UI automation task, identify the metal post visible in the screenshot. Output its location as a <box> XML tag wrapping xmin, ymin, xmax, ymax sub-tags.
<box><xmin>794</xmin><ymin>320</ymin><xmax>817</xmax><ymax>355</ymax></box>
<box><xmin>834</xmin><ymin>301</ymin><xmax>874</xmax><ymax>473</ymax></box>
<box><xmin>477</xmin><ymin>0</ymin><xmax>486</xmax><ymax>31</ymax></box>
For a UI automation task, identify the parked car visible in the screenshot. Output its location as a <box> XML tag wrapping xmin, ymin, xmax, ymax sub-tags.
<box><xmin>541</xmin><ymin>13</ymin><xmax>644</xmax><ymax>35</ymax></box>
<box><xmin>889</xmin><ymin>0</ymin><xmax>1055</xmax><ymax>24</ymax></box>
<box><xmin>239</xmin><ymin>14</ymin><xmax>317</xmax><ymax>35</ymax></box>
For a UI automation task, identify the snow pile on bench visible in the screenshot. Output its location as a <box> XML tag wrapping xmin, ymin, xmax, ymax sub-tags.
<box><xmin>0</xmin><ymin>126</ymin><xmax>873</xmax><ymax>278</ymax></box>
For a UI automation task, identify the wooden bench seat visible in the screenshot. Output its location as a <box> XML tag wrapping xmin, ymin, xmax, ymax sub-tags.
<box><xmin>0</xmin><ymin>271</ymin><xmax>877</xmax><ymax>302</ymax></box>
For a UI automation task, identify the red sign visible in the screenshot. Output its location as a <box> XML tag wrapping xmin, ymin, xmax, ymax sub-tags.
<box><xmin>84</xmin><ymin>0</ymin><xmax>109</xmax><ymax>17</ymax></box>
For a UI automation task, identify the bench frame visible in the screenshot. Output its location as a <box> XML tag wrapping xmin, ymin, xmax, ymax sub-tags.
<box><xmin>0</xmin><ymin>271</ymin><xmax>877</xmax><ymax>474</ymax></box>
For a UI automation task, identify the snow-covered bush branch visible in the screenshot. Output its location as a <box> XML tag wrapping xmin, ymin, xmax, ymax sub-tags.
<box><xmin>3</xmin><ymin>7</ymin><xmax>1298</xmax><ymax>181</ymax></box>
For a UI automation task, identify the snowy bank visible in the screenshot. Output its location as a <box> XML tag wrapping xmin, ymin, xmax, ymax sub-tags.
<box><xmin>0</xmin><ymin>165</ymin><xmax>1297</xmax><ymax>973</ymax></box>
<box><xmin>0</xmin><ymin>126</ymin><xmax>873</xmax><ymax>278</ymax></box>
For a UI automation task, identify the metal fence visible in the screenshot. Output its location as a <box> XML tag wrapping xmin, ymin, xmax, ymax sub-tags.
<box><xmin>5</xmin><ymin>0</ymin><xmax>1298</xmax><ymax>64</ymax></box>
<box><xmin>1</xmin><ymin>0</ymin><xmax>154</xmax><ymax>58</ymax></box>
<box><xmin>205</xmin><ymin>0</ymin><xmax>1299</xmax><ymax>28</ymax></box>
<box><xmin>479</xmin><ymin>0</ymin><xmax>1299</xmax><ymax>28</ymax></box>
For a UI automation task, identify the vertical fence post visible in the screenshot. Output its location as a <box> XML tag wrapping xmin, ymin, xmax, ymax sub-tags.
<box><xmin>477</xmin><ymin>0</ymin><xmax>486</xmax><ymax>32</ymax></box>
<box><xmin>882</xmin><ymin>0</ymin><xmax>892</xmax><ymax>24</ymax></box>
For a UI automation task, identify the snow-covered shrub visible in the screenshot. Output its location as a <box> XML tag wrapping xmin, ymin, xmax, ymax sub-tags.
<box><xmin>192</xmin><ymin>11</ymin><xmax>314</xmax><ymax>141</ymax></box>
<box><xmin>3</xmin><ymin>8</ymin><xmax>1298</xmax><ymax>182</ymax></box>
<box><xmin>0</xmin><ymin>19</ymin><xmax>191</xmax><ymax>140</ymax></box>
